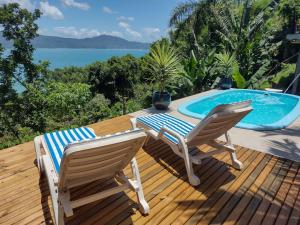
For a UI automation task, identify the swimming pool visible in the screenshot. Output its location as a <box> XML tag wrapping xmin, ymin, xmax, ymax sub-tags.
<box><xmin>178</xmin><ymin>89</ymin><xmax>300</xmax><ymax>130</ymax></box>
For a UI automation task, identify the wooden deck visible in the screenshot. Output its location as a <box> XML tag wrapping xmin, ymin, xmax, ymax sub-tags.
<box><xmin>0</xmin><ymin>115</ymin><xmax>300</xmax><ymax>225</ymax></box>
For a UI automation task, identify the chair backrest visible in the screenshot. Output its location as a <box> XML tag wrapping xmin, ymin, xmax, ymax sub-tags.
<box><xmin>186</xmin><ymin>101</ymin><xmax>253</xmax><ymax>146</ymax></box>
<box><xmin>58</xmin><ymin>129</ymin><xmax>146</xmax><ymax>189</ymax></box>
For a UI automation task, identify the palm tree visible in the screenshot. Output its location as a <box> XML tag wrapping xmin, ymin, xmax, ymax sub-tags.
<box><xmin>169</xmin><ymin>0</ymin><xmax>216</xmax><ymax>57</ymax></box>
<box><xmin>208</xmin><ymin>0</ymin><xmax>280</xmax><ymax>83</ymax></box>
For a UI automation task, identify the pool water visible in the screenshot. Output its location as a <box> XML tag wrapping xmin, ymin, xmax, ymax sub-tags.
<box><xmin>178</xmin><ymin>89</ymin><xmax>300</xmax><ymax>130</ymax></box>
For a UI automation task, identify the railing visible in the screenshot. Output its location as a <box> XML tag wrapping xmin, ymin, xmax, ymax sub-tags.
<box><xmin>284</xmin><ymin>72</ymin><xmax>300</xmax><ymax>93</ymax></box>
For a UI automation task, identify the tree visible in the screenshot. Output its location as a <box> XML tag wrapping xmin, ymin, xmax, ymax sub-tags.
<box><xmin>78</xmin><ymin>94</ymin><xmax>111</xmax><ymax>125</ymax></box>
<box><xmin>212</xmin><ymin>0</ymin><xmax>281</xmax><ymax>79</ymax></box>
<box><xmin>108</xmin><ymin>55</ymin><xmax>141</xmax><ymax>114</ymax></box>
<box><xmin>0</xmin><ymin>3</ymin><xmax>42</xmax><ymax>141</ymax></box>
<box><xmin>0</xmin><ymin>3</ymin><xmax>41</xmax><ymax>91</ymax></box>
<box><xmin>169</xmin><ymin>0</ymin><xmax>215</xmax><ymax>57</ymax></box>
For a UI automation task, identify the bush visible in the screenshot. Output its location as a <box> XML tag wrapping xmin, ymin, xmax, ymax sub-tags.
<box><xmin>44</xmin><ymin>82</ymin><xmax>92</xmax><ymax>120</ymax></box>
<box><xmin>78</xmin><ymin>94</ymin><xmax>111</xmax><ymax>125</ymax></box>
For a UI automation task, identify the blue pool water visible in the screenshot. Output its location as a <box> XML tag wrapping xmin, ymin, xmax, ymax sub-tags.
<box><xmin>178</xmin><ymin>89</ymin><xmax>300</xmax><ymax>130</ymax></box>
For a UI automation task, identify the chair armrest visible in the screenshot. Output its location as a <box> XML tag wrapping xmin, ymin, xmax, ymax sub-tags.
<box><xmin>160</xmin><ymin>126</ymin><xmax>186</xmax><ymax>145</ymax></box>
<box><xmin>42</xmin><ymin>155</ymin><xmax>59</xmax><ymax>186</ymax></box>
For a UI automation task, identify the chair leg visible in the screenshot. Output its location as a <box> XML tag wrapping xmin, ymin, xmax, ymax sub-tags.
<box><xmin>143</xmin><ymin>135</ymin><xmax>152</xmax><ymax>147</ymax></box>
<box><xmin>180</xmin><ymin>144</ymin><xmax>200</xmax><ymax>186</ymax></box>
<box><xmin>56</xmin><ymin>203</ymin><xmax>65</xmax><ymax>225</ymax></box>
<box><xmin>230</xmin><ymin>151</ymin><xmax>243</xmax><ymax>170</ymax></box>
<box><xmin>130</xmin><ymin>117</ymin><xmax>137</xmax><ymax>129</ymax></box>
<box><xmin>34</xmin><ymin>136</ymin><xmax>44</xmax><ymax>175</ymax></box>
<box><xmin>51</xmin><ymin>190</ymin><xmax>65</xmax><ymax>225</ymax></box>
<box><xmin>130</xmin><ymin>157</ymin><xmax>150</xmax><ymax>214</ymax></box>
<box><xmin>225</xmin><ymin>133</ymin><xmax>243</xmax><ymax>170</ymax></box>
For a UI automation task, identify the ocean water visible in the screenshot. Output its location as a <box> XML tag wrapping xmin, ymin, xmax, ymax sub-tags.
<box><xmin>33</xmin><ymin>48</ymin><xmax>148</xmax><ymax>69</ymax></box>
<box><xmin>6</xmin><ymin>48</ymin><xmax>148</xmax><ymax>92</ymax></box>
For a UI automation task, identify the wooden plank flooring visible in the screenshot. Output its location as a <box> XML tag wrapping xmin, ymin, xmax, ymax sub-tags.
<box><xmin>0</xmin><ymin>115</ymin><xmax>299</xmax><ymax>225</ymax></box>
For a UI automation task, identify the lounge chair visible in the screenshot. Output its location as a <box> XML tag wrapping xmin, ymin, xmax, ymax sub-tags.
<box><xmin>131</xmin><ymin>101</ymin><xmax>253</xmax><ymax>186</ymax></box>
<box><xmin>34</xmin><ymin>127</ymin><xmax>149</xmax><ymax>225</ymax></box>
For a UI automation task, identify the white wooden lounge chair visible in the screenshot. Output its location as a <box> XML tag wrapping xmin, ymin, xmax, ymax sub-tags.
<box><xmin>34</xmin><ymin>127</ymin><xmax>149</xmax><ymax>225</ymax></box>
<box><xmin>131</xmin><ymin>101</ymin><xmax>253</xmax><ymax>186</ymax></box>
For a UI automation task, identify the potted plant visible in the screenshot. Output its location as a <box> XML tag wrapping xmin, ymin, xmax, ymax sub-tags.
<box><xmin>145</xmin><ymin>40</ymin><xmax>182</xmax><ymax>110</ymax></box>
<box><xmin>216</xmin><ymin>52</ymin><xmax>238</xmax><ymax>89</ymax></box>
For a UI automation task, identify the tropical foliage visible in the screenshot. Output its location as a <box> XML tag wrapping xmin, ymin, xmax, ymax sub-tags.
<box><xmin>169</xmin><ymin>0</ymin><xmax>299</xmax><ymax>91</ymax></box>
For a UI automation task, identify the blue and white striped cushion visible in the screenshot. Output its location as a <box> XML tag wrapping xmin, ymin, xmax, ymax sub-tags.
<box><xmin>137</xmin><ymin>113</ymin><xmax>195</xmax><ymax>144</ymax></box>
<box><xmin>43</xmin><ymin>127</ymin><xmax>96</xmax><ymax>173</ymax></box>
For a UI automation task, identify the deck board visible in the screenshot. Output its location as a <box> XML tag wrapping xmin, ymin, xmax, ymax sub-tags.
<box><xmin>0</xmin><ymin>115</ymin><xmax>299</xmax><ymax>225</ymax></box>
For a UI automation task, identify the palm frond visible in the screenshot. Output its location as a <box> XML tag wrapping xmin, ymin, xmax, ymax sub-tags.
<box><xmin>169</xmin><ymin>0</ymin><xmax>198</xmax><ymax>27</ymax></box>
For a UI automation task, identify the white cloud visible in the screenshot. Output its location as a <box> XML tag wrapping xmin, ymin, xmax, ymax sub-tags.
<box><xmin>143</xmin><ymin>27</ymin><xmax>161</xmax><ymax>40</ymax></box>
<box><xmin>118</xmin><ymin>21</ymin><xmax>130</xmax><ymax>29</ymax></box>
<box><xmin>54</xmin><ymin>26</ymin><xmax>99</xmax><ymax>38</ymax></box>
<box><xmin>118</xmin><ymin>21</ymin><xmax>141</xmax><ymax>39</ymax></box>
<box><xmin>40</xmin><ymin>2</ymin><xmax>64</xmax><ymax>20</ymax></box>
<box><xmin>144</xmin><ymin>27</ymin><xmax>160</xmax><ymax>34</ymax></box>
<box><xmin>61</xmin><ymin>0</ymin><xmax>89</xmax><ymax>10</ymax></box>
<box><xmin>38</xmin><ymin>28</ymin><xmax>49</xmax><ymax>35</ymax></box>
<box><xmin>107</xmin><ymin>31</ymin><xmax>123</xmax><ymax>37</ymax></box>
<box><xmin>0</xmin><ymin>0</ymin><xmax>35</xmax><ymax>10</ymax></box>
<box><xmin>102</xmin><ymin>6</ymin><xmax>116</xmax><ymax>14</ymax></box>
<box><xmin>117</xmin><ymin>16</ymin><xmax>134</xmax><ymax>22</ymax></box>
<box><xmin>126</xmin><ymin>29</ymin><xmax>141</xmax><ymax>39</ymax></box>
<box><xmin>53</xmin><ymin>26</ymin><xmax>123</xmax><ymax>39</ymax></box>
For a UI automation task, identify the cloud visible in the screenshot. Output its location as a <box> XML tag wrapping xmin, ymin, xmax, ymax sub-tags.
<box><xmin>108</xmin><ymin>31</ymin><xmax>123</xmax><ymax>37</ymax></box>
<box><xmin>102</xmin><ymin>6</ymin><xmax>116</xmax><ymax>14</ymax></box>
<box><xmin>0</xmin><ymin>0</ymin><xmax>35</xmax><ymax>10</ymax></box>
<box><xmin>118</xmin><ymin>21</ymin><xmax>141</xmax><ymax>39</ymax></box>
<box><xmin>40</xmin><ymin>2</ymin><xmax>64</xmax><ymax>20</ymax></box>
<box><xmin>118</xmin><ymin>22</ymin><xmax>130</xmax><ymax>29</ymax></box>
<box><xmin>144</xmin><ymin>27</ymin><xmax>160</xmax><ymax>34</ymax></box>
<box><xmin>117</xmin><ymin>16</ymin><xmax>134</xmax><ymax>22</ymax></box>
<box><xmin>53</xmin><ymin>26</ymin><xmax>123</xmax><ymax>38</ymax></box>
<box><xmin>126</xmin><ymin>29</ymin><xmax>141</xmax><ymax>39</ymax></box>
<box><xmin>38</xmin><ymin>28</ymin><xmax>49</xmax><ymax>35</ymax></box>
<box><xmin>143</xmin><ymin>27</ymin><xmax>161</xmax><ymax>40</ymax></box>
<box><xmin>61</xmin><ymin>0</ymin><xmax>89</xmax><ymax>10</ymax></box>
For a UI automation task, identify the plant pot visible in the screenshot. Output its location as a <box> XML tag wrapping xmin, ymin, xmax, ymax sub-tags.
<box><xmin>219</xmin><ymin>76</ymin><xmax>233</xmax><ymax>89</ymax></box>
<box><xmin>152</xmin><ymin>91</ymin><xmax>171</xmax><ymax>110</ymax></box>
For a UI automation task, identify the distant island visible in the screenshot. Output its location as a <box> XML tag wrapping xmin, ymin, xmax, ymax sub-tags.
<box><xmin>0</xmin><ymin>34</ymin><xmax>150</xmax><ymax>49</ymax></box>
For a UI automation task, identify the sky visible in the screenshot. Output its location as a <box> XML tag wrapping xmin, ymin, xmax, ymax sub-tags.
<box><xmin>0</xmin><ymin>0</ymin><xmax>182</xmax><ymax>42</ymax></box>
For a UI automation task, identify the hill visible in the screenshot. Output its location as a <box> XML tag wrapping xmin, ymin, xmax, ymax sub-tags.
<box><xmin>0</xmin><ymin>34</ymin><xmax>150</xmax><ymax>49</ymax></box>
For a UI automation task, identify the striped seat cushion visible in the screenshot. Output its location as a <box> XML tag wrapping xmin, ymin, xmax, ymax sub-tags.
<box><xmin>43</xmin><ymin>127</ymin><xmax>96</xmax><ymax>173</ymax></box>
<box><xmin>137</xmin><ymin>113</ymin><xmax>195</xmax><ymax>144</ymax></box>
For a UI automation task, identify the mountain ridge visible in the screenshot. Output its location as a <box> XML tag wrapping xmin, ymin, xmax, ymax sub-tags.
<box><xmin>0</xmin><ymin>34</ymin><xmax>150</xmax><ymax>49</ymax></box>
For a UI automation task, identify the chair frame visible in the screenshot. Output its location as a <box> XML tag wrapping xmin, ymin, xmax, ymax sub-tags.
<box><xmin>131</xmin><ymin>103</ymin><xmax>252</xmax><ymax>186</ymax></box>
<box><xmin>34</xmin><ymin>129</ymin><xmax>149</xmax><ymax>225</ymax></box>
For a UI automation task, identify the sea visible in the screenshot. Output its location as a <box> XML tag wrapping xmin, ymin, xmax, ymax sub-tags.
<box><xmin>6</xmin><ymin>48</ymin><xmax>148</xmax><ymax>92</ymax></box>
<box><xmin>33</xmin><ymin>48</ymin><xmax>148</xmax><ymax>69</ymax></box>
